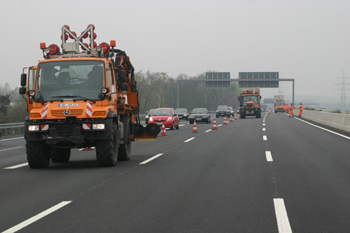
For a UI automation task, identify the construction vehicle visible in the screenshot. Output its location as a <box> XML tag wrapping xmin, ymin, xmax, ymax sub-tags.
<box><xmin>238</xmin><ymin>88</ymin><xmax>262</xmax><ymax>118</ymax></box>
<box><xmin>19</xmin><ymin>24</ymin><xmax>160</xmax><ymax>168</ymax></box>
<box><xmin>274</xmin><ymin>95</ymin><xmax>285</xmax><ymax>113</ymax></box>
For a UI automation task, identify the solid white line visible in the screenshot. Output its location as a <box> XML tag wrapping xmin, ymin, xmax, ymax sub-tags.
<box><xmin>295</xmin><ymin>118</ymin><xmax>350</xmax><ymax>140</ymax></box>
<box><xmin>263</xmin><ymin>128</ymin><xmax>266</xmax><ymax>131</ymax></box>
<box><xmin>0</xmin><ymin>146</ymin><xmax>23</xmax><ymax>152</ymax></box>
<box><xmin>265</xmin><ymin>151</ymin><xmax>273</xmax><ymax>162</ymax></box>
<box><xmin>2</xmin><ymin>201</ymin><xmax>72</xmax><ymax>233</ymax></box>
<box><xmin>205</xmin><ymin>129</ymin><xmax>212</xmax><ymax>133</ymax></box>
<box><xmin>4</xmin><ymin>163</ymin><xmax>28</xmax><ymax>169</ymax></box>
<box><xmin>263</xmin><ymin>135</ymin><xmax>267</xmax><ymax>140</ymax></box>
<box><xmin>274</xmin><ymin>198</ymin><xmax>292</xmax><ymax>233</ymax></box>
<box><xmin>139</xmin><ymin>153</ymin><xmax>163</xmax><ymax>165</ymax></box>
<box><xmin>184</xmin><ymin>137</ymin><xmax>195</xmax><ymax>143</ymax></box>
<box><xmin>1</xmin><ymin>137</ymin><xmax>24</xmax><ymax>141</ymax></box>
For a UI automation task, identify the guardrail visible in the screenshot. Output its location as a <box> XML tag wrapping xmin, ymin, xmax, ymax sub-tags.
<box><xmin>0</xmin><ymin>122</ymin><xmax>25</xmax><ymax>136</ymax></box>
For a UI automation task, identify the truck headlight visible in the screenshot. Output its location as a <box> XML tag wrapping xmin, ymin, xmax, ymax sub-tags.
<box><xmin>28</xmin><ymin>125</ymin><xmax>39</xmax><ymax>131</ymax></box>
<box><xmin>92</xmin><ymin>123</ymin><xmax>105</xmax><ymax>130</ymax></box>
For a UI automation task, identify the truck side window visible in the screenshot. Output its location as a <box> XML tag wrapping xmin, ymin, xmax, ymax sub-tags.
<box><xmin>107</xmin><ymin>63</ymin><xmax>113</xmax><ymax>87</ymax></box>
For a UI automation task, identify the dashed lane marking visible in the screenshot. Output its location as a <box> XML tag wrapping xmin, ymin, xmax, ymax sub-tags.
<box><xmin>0</xmin><ymin>146</ymin><xmax>23</xmax><ymax>152</ymax></box>
<box><xmin>263</xmin><ymin>128</ymin><xmax>266</xmax><ymax>131</ymax></box>
<box><xmin>265</xmin><ymin>151</ymin><xmax>273</xmax><ymax>162</ymax></box>
<box><xmin>263</xmin><ymin>135</ymin><xmax>267</xmax><ymax>140</ymax></box>
<box><xmin>184</xmin><ymin>137</ymin><xmax>195</xmax><ymax>143</ymax></box>
<box><xmin>4</xmin><ymin>163</ymin><xmax>28</xmax><ymax>169</ymax></box>
<box><xmin>205</xmin><ymin>129</ymin><xmax>212</xmax><ymax>133</ymax></box>
<box><xmin>274</xmin><ymin>198</ymin><xmax>293</xmax><ymax>233</ymax></box>
<box><xmin>2</xmin><ymin>201</ymin><xmax>72</xmax><ymax>233</ymax></box>
<box><xmin>140</xmin><ymin>153</ymin><xmax>163</xmax><ymax>165</ymax></box>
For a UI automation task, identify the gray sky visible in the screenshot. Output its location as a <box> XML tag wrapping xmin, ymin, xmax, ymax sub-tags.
<box><xmin>0</xmin><ymin>0</ymin><xmax>349</xmax><ymax>100</ymax></box>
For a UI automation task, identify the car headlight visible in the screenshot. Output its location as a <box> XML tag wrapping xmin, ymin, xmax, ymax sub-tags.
<box><xmin>92</xmin><ymin>123</ymin><xmax>105</xmax><ymax>130</ymax></box>
<box><xmin>28</xmin><ymin>125</ymin><xmax>39</xmax><ymax>131</ymax></box>
<box><xmin>149</xmin><ymin>117</ymin><xmax>153</xmax><ymax>121</ymax></box>
<box><xmin>167</xmin><ymin>117</ymin><xmax>172</xmax><ymax>121</ymax></box>
<box><xmin>184</xmin><ymin>114</ymin><xmax>187</xmax><ymax>116</ymax></box>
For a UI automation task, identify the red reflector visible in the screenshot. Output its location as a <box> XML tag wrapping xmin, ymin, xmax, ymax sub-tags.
<box><xmin>48</xmin><ymin>44</ymin><xmax>60</xmax><ymax>55</ymax></box>
<box><xmin>81</xmin><ymin>43</ymin><xmax>89</xmax><ymax>50</ymax></box>
<box><xmin>89</xmin><ymin>42</ymin><xmax>97</xmax><ymax>48</ymax></box>
<box><xmin>61</xmin><ymin>34</ymin><xmax>68</xmax><ymax>40</ymax></box>
<box><xmin>87</xmin><ymin>24</ymin><xmax>95</xmax><ymax>30</ymax></box>
<box><xmin>64</xmin><ymin>25</ymin><xmax>70</xmax><ymax>30</ymax></box>
<box><xmin>69</xmin><ymin>31</ymin><xmax>77</xmax><ymax>39</ymax></box>
<box><xmin>81</xmin><ymin>31</ymin><xmax>88</xmax><ymax>39</ymax></box>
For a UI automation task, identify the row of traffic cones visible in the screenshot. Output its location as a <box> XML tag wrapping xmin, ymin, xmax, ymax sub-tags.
<box><xmin>193</xmin><ymin>114</ymin><xmax>238</xmax><ymax>133</ymax></box>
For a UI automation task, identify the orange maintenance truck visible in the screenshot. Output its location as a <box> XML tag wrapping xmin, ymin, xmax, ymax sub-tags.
<box><xmin>238</xmin><ymin>88</ymin><xmax>262</xmax><ymax>118</ymax></box>
<box><xmin>274</xmin><ymin>95</ymin><xmax>285</xmax><ymax>113</ymax></box>
<box><xmin>19</xmin><ymin>24</ymin><xmax>160</xmax><ymax>168</ymax></box>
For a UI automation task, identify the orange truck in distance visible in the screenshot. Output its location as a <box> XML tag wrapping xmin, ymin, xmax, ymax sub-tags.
<box><xmin>238</xmin><ymin>88</ymin><xmax>262</xmax><ymax>118</ymax></box>
<box><xmin>274</xmin><ymin>95</ymin><xmax>285</xmax><ymax>113</ymax></box>
<box><xmin>19</xmin><ymin>24</ymin><xmax>160</xmax><ymax>168</ymax></box>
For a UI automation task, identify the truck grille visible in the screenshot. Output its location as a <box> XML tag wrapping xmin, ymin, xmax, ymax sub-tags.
<box><xmin>51</xmin><ymin>109</ymin><xmax>83</xmax><ymax>117</ymax></box>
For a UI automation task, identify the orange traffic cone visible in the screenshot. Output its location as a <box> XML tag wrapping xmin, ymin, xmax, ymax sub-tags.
<box><xmin>161</xmin><ymin>124</ymin><xmax>167</xmax><ymax>136</ymax></box>
<box><xmin>230</xmin><ymin>114</ymin><xmax>234</xmax><ymax>122</ymax></box>
<box><xmin>224</xmin><ymin>115</ymin><xmax>228</xmax><ymax>125</ymax></box>
<box><xmin>212</xmin><ymin>117</ymin><xmax>218</xmax><ymax>130</ymax></box>
<box><xmin>192</xmin><ymin>120</ymin><xmax>198</xmax><ymax>133</ymax></box>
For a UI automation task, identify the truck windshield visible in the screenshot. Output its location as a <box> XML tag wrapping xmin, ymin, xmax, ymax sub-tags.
<box><xmin>276</xmin><ymin>103</ymin><xmax>284</xmax><ymax>106</ymax></box>
<box><xmin>242</xmin><ymin>96</ymin><xmax>259</xmax><ymax>105</ymax></box>
<box><xmin>34</xmin><ymin>60</ymin><xmax>105</xmax><ymax>102</ymax></box>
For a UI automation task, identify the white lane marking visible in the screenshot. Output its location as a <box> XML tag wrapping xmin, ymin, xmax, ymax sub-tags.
<box><xmin>295</xmin><ymin>118</ymin><xmax>350</xmax><ymax>140</ymax></box>
<box><xmin>218</xmin><ymin>124</ymin><xmax>222</xmax><ymax>127</ymax></box>
<box><xmin>263</xmin><ymin>128</ymin><xmax>266</xmax><ymax>131</ymax></box>
<box><xmin>1</xmin><ymin>137</ymin><xmax>24</xmax><ymax>141</ymax></box>
<box><xmin>265</xmin><ymin>151</ymin><xmax>273</xmax><ymax>162</ymax></box>
<box><xmin>4</xmin><ymin>163</ymin><xmax>28</xmax><ymax>169</ymax></box>
<box><xmin>0</xmin><ymin>146</ymin><xmax>24</xmax><ymax>152</ymax></box>
<box><xmin>179</xmin><ymin>124</ymin><xmax>186</xmax><ymax>127</ymax></box>
<box><xmin>205</xmin><ymin>129</ymin><xmax>212</xmax><ymax>133</ymax></box>
<box><xmin>263</xmin><ymin>135</ymin><xmax>267</xmax><ymax>140</ymax></box>
<box><xmin>140</xmin><ymin>153</ymin><xmax>163</xmax><ymax>165</ymax></box>
<box><xmin>274</xmin><ymin>198</ymin><xmax>292</xmax><ymax>233</ymax></box>
<box><xmin>2</xmin><ymin>201</ymin><xmax>72</xmax><ymax>233</ymax></box>
<box><xmin>184</xmin><ymin>137</ymin><xmax>195</xmax><ymax>143</ymax></box>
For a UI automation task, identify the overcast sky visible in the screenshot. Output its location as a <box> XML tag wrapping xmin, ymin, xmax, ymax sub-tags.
<box><xmin>0</xmin><ymin>0</ymin><xmax>349</xmax><ymax>100</ymax></box>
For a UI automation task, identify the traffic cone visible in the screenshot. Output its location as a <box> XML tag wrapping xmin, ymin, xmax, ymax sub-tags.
<box><xmin>212</xmin><ymin>117</ymin><xmax>218</xmax><ymax>130</ymax></box>
<box><xmin>192</xmin><ymin>120</ymin><xmax>198</xmax><ymax>133</ymax></box>
<box><xmin>161</xmin><ymin>124</ymin><xmax>167</xmax><ymax>136</ymax></box>
<box><xmin>224</xmin><ymin>115</ymin><xmax>228</xmax><ymax>125</ymax></box>
<box><xmin>230</xmin><ymin>114</ymin><xmax>234</xmax><ymax>122</ymax></box>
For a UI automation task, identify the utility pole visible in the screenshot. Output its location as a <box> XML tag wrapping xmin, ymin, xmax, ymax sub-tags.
<box><xmin>334</xmin><ymin>71</ymin><xmax>350</xmax><ymax>110</ymax></box>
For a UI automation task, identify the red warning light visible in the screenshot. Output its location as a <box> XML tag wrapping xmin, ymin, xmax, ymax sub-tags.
<box><xmin>61</xmin><ymin>34</ymin><xmax>68</xmax><ymax>40</ymax></box>
<box><xmin>87</xmin><ymin>24</ymin><xmax>95</xmax><ymax>30</ymax></box>
<box><xmin>48</xmin><ymin>44</ymin><xmax>60</xmax><ymax>55</ymax></box>
<box><xmin>81</xmin><ymin>43</ymin><xmax>89</xmax><ymax>50</ymax></box>
<box><xmin>99</xmin><ymin>42</ymin><xmax>110</xmax><ymax>54</ymax></box>
<box><xmin>89</xmin><ymin>33</ymin><xmax>97</xmax><ymax>40</ymax></box>
<box><xmin>81</xmin><ymin>31</ymin><xmax>88</xmax><ymax>39</ymax></box>
<box><xmin>64</xmin><ymin>25</ymin><xmax>70</xmax><ymax>30</ymax></box>
<box><xmin>40</xmin><ymin>43</ymin><xmax>46</xmax><ymax>49</ymax></box>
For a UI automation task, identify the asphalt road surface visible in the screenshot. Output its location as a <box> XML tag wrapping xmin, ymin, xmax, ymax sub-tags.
<box><xmin>1</xmin><ymin>113</ymin><xmax>350</xmax><ymax>233</ymax></box>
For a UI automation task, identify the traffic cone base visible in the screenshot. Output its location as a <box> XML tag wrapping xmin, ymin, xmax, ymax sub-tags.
<box><xmin>161</xmin><ymin>124</ymin><xmax>167</xmax><ymax>136</ymax></box>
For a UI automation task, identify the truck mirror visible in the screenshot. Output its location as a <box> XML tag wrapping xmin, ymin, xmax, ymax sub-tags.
<box><xmin>120</xmin><ymin>83</ymin><xmax>129</xmax><ymax>91</ymax></box>
<box><xmin>19</xmin><ymin>86</ymin><xmax>26</xmax><ymax>94</ymax></box>
<box><xmin>260</xmin><ymin>96</ymin><xmax>262</xmax><ymax>99</ymax></box>
<box><xmin>118</xmin><ymin>70</ymin><xmax>126</xmax><ymax>83</ymax></box>
<box><xmin>21</xmin><ymin>73</ymin><xmax>27</xmax><ymax>86</ymax></box>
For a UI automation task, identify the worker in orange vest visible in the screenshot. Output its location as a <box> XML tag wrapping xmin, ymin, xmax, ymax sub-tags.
<box><xmin>299</xmin><ymin>103</ymin><xmax>304</xmax><ymax>117</ymax></box>
<box><xmin>289</xmin><ymin>103</ymin><xmax>294</xmax><ymax>118</ymax></box>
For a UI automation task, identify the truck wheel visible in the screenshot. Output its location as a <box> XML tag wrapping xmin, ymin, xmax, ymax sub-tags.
<box><xmin>256</xmin><ymin>109</ymin><xmax>262</xmax><ymax>118</ymax></box>
<box><xmin>118</xmin><ymin>118</ymin><xmax>131</xmax><ymax>161</ymax></box>
<box><xmin>26</xmin><ymin>141</ymin><xmax>51</xmax><ymax>168</ymax></box>
<box><xmin>95</xmin><ymin>123</ymin><xmax>118</xmax><ymax>166</ymax></box>
<box><xmin>241</xmin><ymin>112</ymin><xmax>246</xmax><ymax>119</ymax></box>
<box><xmin>51</xmin><ymin>148</ymin><xmax>71</xmax><ymax>163</ymax></box>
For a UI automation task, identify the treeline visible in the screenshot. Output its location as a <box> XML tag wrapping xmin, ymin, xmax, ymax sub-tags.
<box><xmin>0</xmin><ymin>71</ymin><xmax>240</xmax><ymax>123</ymax></box>
<box><xmin>0</xmin><ymin>83</ymin><xmax>28</xmax><ymax>123</ymax></box>
<box><xmin>136</xmin><ymin>71</ymin><xmax>241</xmax><ymax>113</ymax></box>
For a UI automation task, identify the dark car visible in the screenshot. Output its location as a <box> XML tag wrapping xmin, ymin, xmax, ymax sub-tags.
<box><xmin>145</xmin><ymin>109</ymin><xmax>155</xmax><ymax>124</ymax></box>
<box><xmin>216</xmin><ymin>105</ymin><xmax>230</xmax><ymax>118</ymax></box>
<box><xmin>175</xmin><ymin>108</ymin><xmax>190</xmax><ymax>121</ymax></box>
<box><xmin>189</xmin><ymin>108</ymin><xmax>211</xmax><ymax>124</ymax></box>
